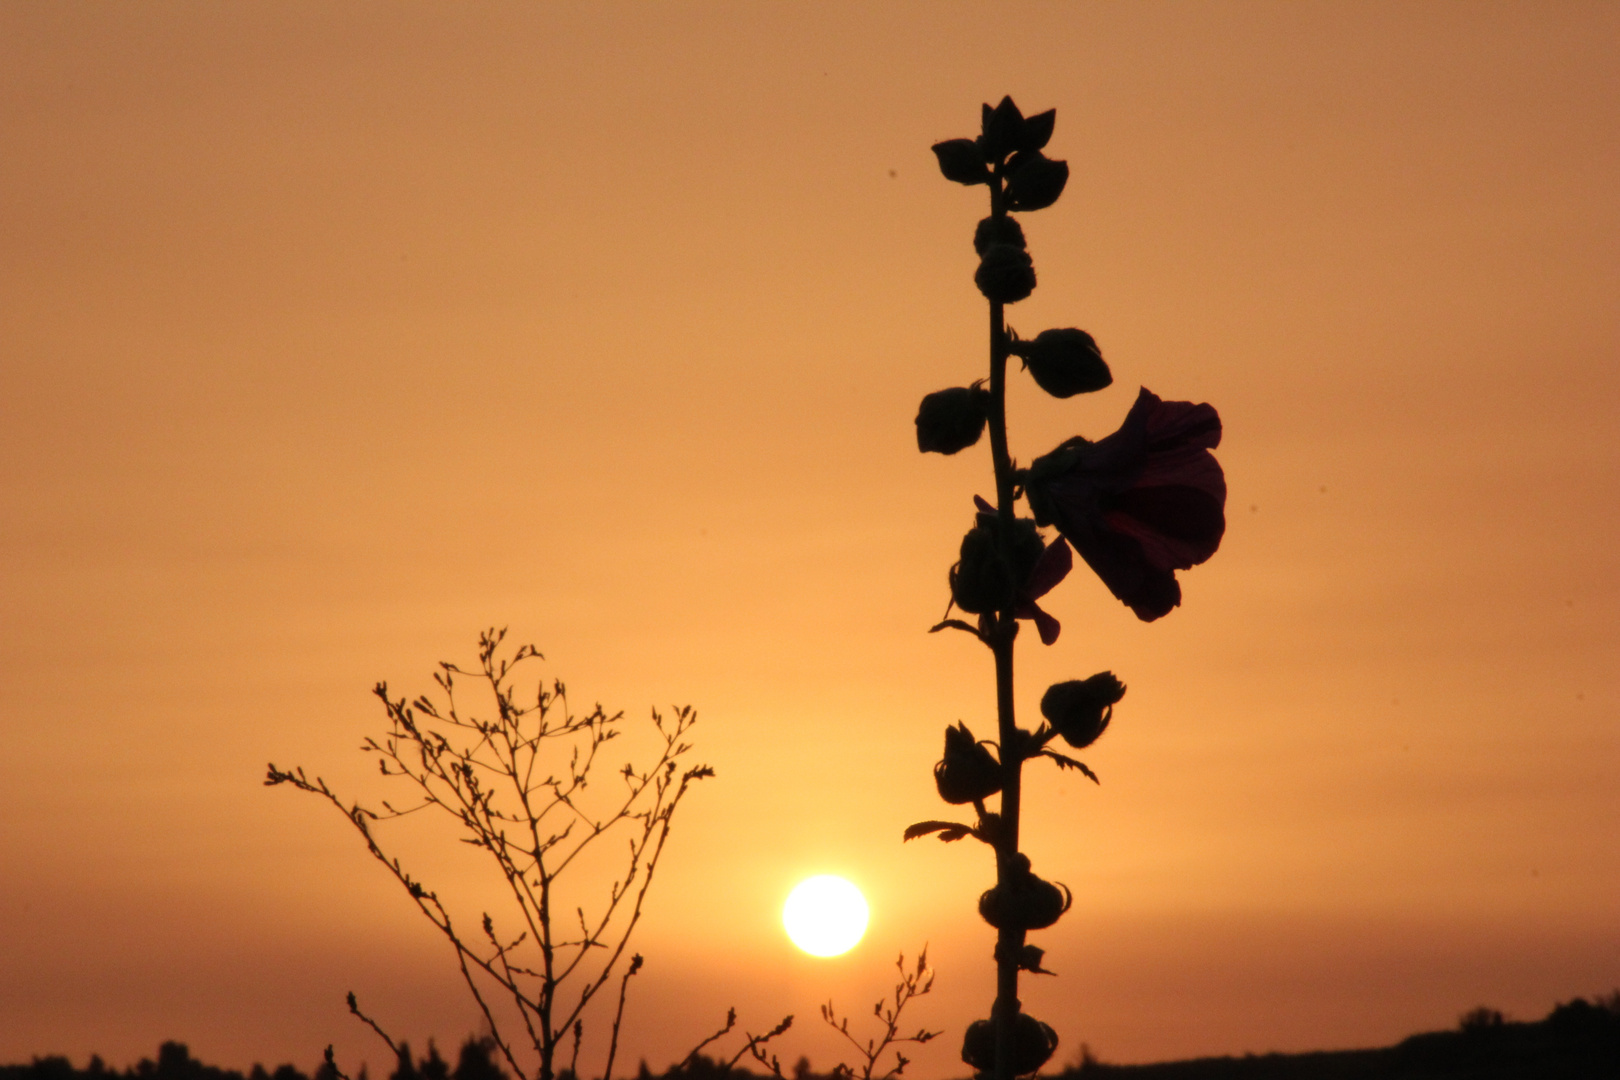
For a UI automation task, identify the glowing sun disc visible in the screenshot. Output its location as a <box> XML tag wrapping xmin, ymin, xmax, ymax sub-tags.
<box><xmin>783</xmin><ymin>875</ymin><xmax>869</xmax><ymax>957</ymax></box>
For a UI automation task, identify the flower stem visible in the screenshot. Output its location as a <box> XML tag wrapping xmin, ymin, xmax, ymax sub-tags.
<box><xmin>985</xmin><ymin>174</ymin><xmax>1023</xmax><ymax>1080</ymax></box>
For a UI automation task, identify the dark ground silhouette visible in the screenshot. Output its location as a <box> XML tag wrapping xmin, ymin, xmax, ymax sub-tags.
<box><xmin>1062</xmin><ymin>996</ymin><xmax>1620</xmax><ymax>1080</ymax></box>
<box><xmin>5</xmin><ymin>996</ymin><xmax>1617</xmax><ymax>1080</ymax></box>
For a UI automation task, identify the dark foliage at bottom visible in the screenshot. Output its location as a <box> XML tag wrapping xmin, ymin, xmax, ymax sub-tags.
<box><xmin>0</xmin><ymin>1038</ymin><xmax>505</xmax><ymax>1080</ymax></box>
<box><xmin>7</xmin><ymin>997</ymin><xmax>1615</xmax><ymax>1080</ymax></box>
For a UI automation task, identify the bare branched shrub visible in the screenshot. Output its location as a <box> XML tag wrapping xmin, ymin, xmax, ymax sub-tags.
<box><xmin>674</xmin><ymin>950</ymin><xmax>935</xmax><ymax>1080</ymax></box>
<box><xmin>819</xmin><ymin>952</ymin><xmax>937</xmax><ymax>1080</ymax></box>
<box><xmin>268</xmin><ymin>628</ymin><xmax>712</xmax><ymax>1080</ymax></box>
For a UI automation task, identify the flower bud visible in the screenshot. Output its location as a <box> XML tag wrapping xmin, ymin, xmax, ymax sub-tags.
<box><xmin>980</xmin><ymin>96</ymin><xmax>1027</xmax><ymax>163</ymax></box>
<box><xmin>1012</xmin><ymin>328</ymin><xmax>1112</xmax><ymax>398</ymax></box>
<box><xmin>1040</xmin><ymin>673</ymin><xmax>1126</xmax><ymax>749</ymax></box>
<box><xmin>949</xmin><ymin>524</ymin><xmax>1014</xmax><ymax>615</ymax></box>
<box><xmin>931</xmin><ymin>138</ymin><xmax>991</xmax><ymax>186</ymax></box>
<box><xmin>934</xmin><ymin>722</ymin><xmax>1001</xmax><ymax>805</ymax></box>
<box><xmin>972</xmin><ymin>215</ymin><xmax>1025</xmax><ymax>257</ymax></box>
<box><xmin>915</xmin><ymin>385</ymin><xmax>991</xmax><ymax>455</ymax></box>
<box><xmin>961</xmin><ymin>1011</ymin><xmax>1059</xmax><ymax>1077</ymax></box>
<box><xmin>978</xmin><ymin>855</ymin><xmax>1071</xmax><ymax>931</ymax></box>
<box><xmin>1005</xmin><ymin>516</ymin><xmax>1046</xmax><ymax>585</ymax></box>
<box><xmin>1003</xmin><ymin>152</ymin><xmax>1069</xmax><ymax>212</ymax></box>
<box><xmin>975</xmin><ymin>244</ymin><xmax>1036</xmax><ymax>304</ymax></box>
<box><xmin>949</xmin><ymin>513</ymin><xmax>1047</xmax><ymax>615</ymax></box>
<box><xmin>1018</xmin><ymin>109</ymin><xmax>1056</xmax><ymax>153</ymax></box>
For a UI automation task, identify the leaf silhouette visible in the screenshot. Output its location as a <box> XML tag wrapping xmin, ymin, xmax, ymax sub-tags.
<box><xmin>903</xmin><ymin>820</ymin><xmax>974</xmax><ymax>843</ymax></box>
<box><xmin>1039</xmin><ymin>749</ymin><xmax>1099</xmax><ymax>784</ymax></box>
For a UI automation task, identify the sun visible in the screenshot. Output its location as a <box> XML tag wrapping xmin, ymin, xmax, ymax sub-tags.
<box><xmin>782</xmin><ymin>875</ymin><xmax>869</xmax><ymax>957</ymax></box>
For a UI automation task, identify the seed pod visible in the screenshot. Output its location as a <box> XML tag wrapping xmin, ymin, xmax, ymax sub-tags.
<box><xmin>1040</xmin><ymin>673</ymin><xmax>1126</xmax><ymax>749</ymax></box>
<box><xmin>972</xmin><ymin>215</ymin><xmax>1026</xmax><ymax>257</ymax></box>
<box><xmin>1003</xmin><ymin>152</ymin><xmax>1070</xmax><ymax>212</ymax></box>
<box><xmin>961</xmin><ymin>1011</ymin><xmax>1060</xmax><ymax>1076</ymax></box>
<box><xmin>915</xmin><ymin>385</ymin><xmax>991</xmax><ymax>455</ymax></box>
<box><xmin>932</xmin><ymin>139</ymin><xmax>991</xmax><ymax>186</ymax></box>
<box><xmin>1013</xmin><ymin>328</ymin><xmax>1111</xmax><ymax>398</ymax></box>
<box><xmin>975</xmin><ymin>244</ymin><xmax>1036</xmax><ymax>304</ymax></box>
<box><xmin>934</xmin><ymin>722</ymin><xmax>1001</xmax><ymax>805</ymax></box>
<box><xmin>978</xmin><ymin>855</ymin><xmax>1072</xmax><ymax>931</ymax></box>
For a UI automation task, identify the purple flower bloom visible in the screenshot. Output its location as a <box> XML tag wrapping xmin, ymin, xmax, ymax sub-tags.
<box><xmin>1024</xmin><ymin>388</ymin><xmax>1225</xmax><ymax>621</ymax></box>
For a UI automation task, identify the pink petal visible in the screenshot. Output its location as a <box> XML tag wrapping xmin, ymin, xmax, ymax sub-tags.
<box><xmin>1032</xmin><ymin>604</ymin><xmax>1062</xmax><ymax>644</ymax></box>
<box><xmin>1015</xmin><ymin>595</ymin><xmax>1063</xmax><ymax>644</ymax></box>
<box><xmin>1024</xmin><ymin>536</ymin><xmax>1072</xmax><ymax>599</ymax></box>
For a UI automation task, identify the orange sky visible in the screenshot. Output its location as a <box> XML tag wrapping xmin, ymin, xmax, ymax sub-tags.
<box><xmin>2</xmin><ymin>2</ymin><xmax>1616</xmax><ymax>1075</ymax></box>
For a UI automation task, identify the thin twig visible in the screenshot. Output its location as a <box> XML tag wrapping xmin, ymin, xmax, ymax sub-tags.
<box><xmin>822</xmin><ymin>951</ymin><xmax>938</xmax><ymax>1080</ymax></box>
<box><xmin>602</xmin><ymin>953</ymin><xmax>644</xmax><ymax>1080</ymax></box>
<box><xmin>680</xmin><ymin>1008</ymin><xmax>738</xmax><ymax>1072</ymax></box>
<box><xmin>347</xmin><ymin>992</ymin><xmax>402</xmax><ymax>1058</ymax></box>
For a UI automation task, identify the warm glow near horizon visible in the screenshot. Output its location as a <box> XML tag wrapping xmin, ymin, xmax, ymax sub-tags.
<box><xmin>1</xmin><ymin>2</ymin><xmax>1616</xmax><ymax>1077</ymax></box>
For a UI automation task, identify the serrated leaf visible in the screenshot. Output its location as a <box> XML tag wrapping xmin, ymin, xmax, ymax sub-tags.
<box><xmin>1041</xmin><ymin>749</ymin><xmax>1100</xmax><ymax>784</ymax></box>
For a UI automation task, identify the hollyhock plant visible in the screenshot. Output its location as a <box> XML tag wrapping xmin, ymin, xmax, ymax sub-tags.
<box><xmin>1023</xmin><ymin>388</ymin><xmax>1225</xmax><ymax>621</ymax></box>
<box><xmin>910</xmin><ymin>97</ymin><xmax>1228</xmax><ymax>1080</ymax></box>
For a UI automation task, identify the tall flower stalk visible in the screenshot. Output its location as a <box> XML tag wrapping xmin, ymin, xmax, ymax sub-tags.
<box><xmin>909</xmin><ymin>98</ymin><xmax>1228</xmax><ymax>1080</ymax></box>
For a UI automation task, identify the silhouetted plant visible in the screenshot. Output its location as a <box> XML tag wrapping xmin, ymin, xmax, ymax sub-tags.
<box><xmin>268</xmin><ymin>628</ymin><xmax>715</xmax><ymax>1080</ymax></box>
<box><xmin>268</xmin><ymin>625</ymin><xmax>941</xmax><ymax>1080</ymax></box>
<box><xmin>818</xmin><ymin>952</ymin><xmax>937</xmax><ymax>1080</ymax></box>
<box><xmin>667</xmin><ymin>951</ymin><xmax>933</xmax><ymax>1080</ymax></box>
<box><xmin>912</xmin><ymin>97</ymin><xmax>1229</xmax><ymax>1080</ymax></box>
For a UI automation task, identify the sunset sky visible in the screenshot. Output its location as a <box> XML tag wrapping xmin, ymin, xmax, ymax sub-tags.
<box><xmin>2</xmin><ymin>2</ymin><xmax>1616</xmax><ymax>1076</ymax></box>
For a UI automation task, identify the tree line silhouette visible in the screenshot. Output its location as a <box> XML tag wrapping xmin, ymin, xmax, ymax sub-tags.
<box><xmin>1062</xmin><ymin>994</ymin><xmax>1620</xmax><ymax>1080</ymax></box>
<box><xmin>7</xmin><ymin>994</ymin><xmax>1616</xmax><ymax>1080</ymax></box>
<box><xmin>0</xmin><ymin>1039</ymin><xmax>849</xmax><ymax>1080</ymax></box>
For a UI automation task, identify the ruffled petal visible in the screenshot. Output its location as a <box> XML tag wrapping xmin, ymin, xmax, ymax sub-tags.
<box><xmin>1104</xmin><ymin>485</ymin><xmax>1226</xmax><ymax>570</ymax></box>
<box><xmin>1066</xmin><ymin>528</ymin><xmax>1178</xmax><ymax>620</ymax></box>
<box><xmin>1027</xmin><ymin>388</ymin><xmax>1222</xmax><ymax>620</ymax></box>
<box><xmin>1143</xmin><ymin>394</ymin><xmax>1221</xmax><ymax>451</ymax></box>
